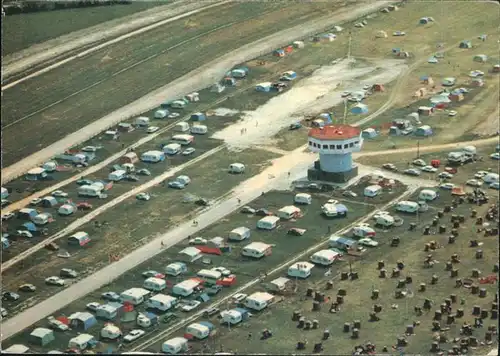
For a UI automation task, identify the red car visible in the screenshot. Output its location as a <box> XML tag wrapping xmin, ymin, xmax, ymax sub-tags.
<box><xmin>445</xmin><ymin>167</ymin><xmax>458</xmax><ymax>174</ymax></box>
<box><xmin>217</xmin><ymin>275</ymin><xmax>236</xmax><ymax>287</ymax></box>
<box><xmin>77</xmin><ymin>202</ymin><xmax>93</xmax><ymax>210</ymax></box>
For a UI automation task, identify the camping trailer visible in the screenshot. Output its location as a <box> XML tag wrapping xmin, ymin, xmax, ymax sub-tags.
<box><xmin>257</xmin><ymin>216</ymin><xmax>280</xmax><ymax>230</ymax></box>
<box><xmin>171</xmin><ymin>134</ymin><xmax>194</xmax><ymax>146</ymax></box>
<box><xmin>172</xmin><ymin>279</ymin><xmax>200</xmax><ymax>297</ymax></box>
<box><xmin>175</xmin><ymin>122</ymin><xmax>190</xmax><ymax>132</ymax></box>
<box><xmin>135</xmin><ymin>116</ymin><xmax>150</xmax><ymax>127</ymax></box>
<box><xmin>120</xmin><ymin>288</ymin><xmax>150</xmax><ymax>305</ymax></box>
<box><xmin>244</xmin><ymin>292</ymin><xmax>274</xmax><ymax>311</ymax></box>
<box><xmin>68</xmin><ymin>231</ymin><xmax>91</xmax><ymax>246</ymax></box>
<box><xmin>96</xmin><ymin>302</ymin><xmax>122</xmax><ymax>320</ymax></box>
<box><xmin>179</xmin><ymin>247</ymin><xmax>202</xmax><ymax>262</ymax></box>
<box><xmin>136</xmin><ymin>312</ymin><xmax>159</xmax><ymax>328</ymax></box>
<box><xmin>364</xmin><ymin>185</ymin><xmax>382</xmax><ymax>197</ymax></box>
<box><xmin>228</xmin><ymin>226</ymin><xmax>251</xmax><ymax>241</ymax></box>
<box><xmin>68</xmin><ymin>334</ymin><xmax>95</xmax><ymax>350</ymax></box>
<box><xmin>197</xmin><ymin>269</ymin><xmax>222</xmax><ymax>285</ymax></box>
<box><xmin>241</xmin><ymin>242</ymin><xmax>272</xmax><ymax>259</ymax></box>
<box><xmin>185</xmin><ymin>322</ymin><xmax>212</xmax><ymax>340</ymax></box>
<box><xmin>1</xmin><ymin>187</ymin><xmax>8</xmax><ymax>199</ymax></box>
<box><xmin>277</xmin><ymin>206</ymin><xmax>301</xmax><ymax>220</ymax></box>
<box><xmin>229</xmin><ymin>163</ymin><xmax>245</xmax><ymax>174</ymax></box>
<box><xmin>221</xmin><ymin>308</ymin><xmax>249</xmax><ymax>325</ymax></box>
<box><xmin>190</xmin><ymin>125</ymin><xmax>208</xmax><ymax>135</ymax></box>
<box><xmin>108</xmin><ymin>169</ymin><xmax>126</xmax><ymax>181</ymax></box>
<box><xmin>143</xmin><ymin>277</ymin><xmax>166</xmax><ymax>292</ymax></box>
<box><xmin>165</xmin><ymin>262</ymin><xmax>188</xmax><ymax>276</ymax></box>
<box><xmin>310</xmin><ymin>249</ymin><xmax>340</xmax><ymax>266</ymax></box>
<box><xmin>162</xmin><ymin>337</ymin><xmax>189</xmax><ymax>354</ymax></box>
<box><xmin>141</xmin><ymin>150</ymin><xmax>165</xmax><ymax>163</ymax></box>
<box><xmin>147</xmin><ymin>294</ymin><xmax>177</xmax><ymax>311</ymax></box>
<box><xmin>287</xmin><ymin>262</ymin><xmax>314</xmax><ymax>278</ymax></box>
<box><xmin>418</xmin><ymin>189</ymin><xmax>439</xmax><ymax>201</ymax></box>
<box><xmin>78</xmin><ymin>184</ymin><xmax>103</xmax><ymax>197</ymax></box>
<box><xmin>100</xmin><ymin>324</ymin><xmax>122</xmax><ymax>340</ymax></box>
<box><xmin>32</xmin><ymin>213</ymin><xmax>52</xmax><ymax>225</ymax></box>
<box><xmin>58</xmin><ymin>204</ymin><xmax>75</xmax><ymax>216</ymax></box>
<box><xmin>154</xmin><ymin>109</ymin><xmax>169</xmax><ymax>119</ymax></box>
<box><xmin>483</xmin><ymin>173</ymin><xmax>499</xmax><ymax>184</ymax></box>
<box><xmin>395</xmin><ymin>201</ymin><xmax>424</xmax><ymax>213</ymax></box>
<box><xmin>294</xmin><ymin>193</ymin><xmax>312</xmax><ymax>205</ymax></box>
<box><xmin>163</xmin><ymin>143</ymin><xmax>181</xmax><ymax>155</ymax></box>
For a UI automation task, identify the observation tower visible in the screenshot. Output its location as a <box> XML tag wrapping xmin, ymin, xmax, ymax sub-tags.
<box><xmin>307</xmin><ymin>124</ymin><xmax>364</xmax><ymax>183</ymax></box>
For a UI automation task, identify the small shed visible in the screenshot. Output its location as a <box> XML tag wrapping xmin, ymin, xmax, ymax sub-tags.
<box><xmin>375</xmin><ymin>30</ymin><xmax>388</xmax><ymax>38</ymax></box>
<box><xmin>362</xmin><ymin>128</ymin><xmax>378</xmax><ymax>139</ymax></box>
<box><xmin>29</xmin><ymin>327</ymin><xmax>55</xmax><ymax>346</ymax></box>
<box><xmin>273</xmin><ymin>49</ymin><xmax>285</xmax><ymax>57</ymax></box>
<box><xmin>415</xmin><ymin>125</ymin><xmax>433</xmax><ymax>137</ymax></box>
<box><xmin>371</xmin><ymin>84</ymin><xmax>385</xmax><ymax>92</ymax></box>
<box><xmin>293</xmin><ymin>40</ymin><xmax>305</xmax><ymax>48</ymax></box>
<box><xmin>473</xmin><ymin>54</ymin><xmax>488</xmax><ymax>63</ymax></box>
<box><xmin>210</xmin><ymin>83</ymin><xmax>225</xmax><ymax>93</ymax></box>
<box><xmin>459</xmin><ymin>40</ymin><xmax>472</xmax><ymax>49</ymax></box>
<box><xmin>69</xmin><ymin>312</ymin><xmax>97</xmax><ymax>330</ymax></box>
<box><xmin>351</xmin><ymin>103</ymin><xmax>369</xmax><ymax>114</ymax></box>
<box><xmin>179</xmin><ymin>246</ymin><xmax>202</xmax><ymax>262</ymax></box>
<box><xmin>190</xmin><ymin>112</ymin><xmax>206</xmax><ymax>122</ymax></box>
<box><xmin>471</xmin><ymin>78</ymin><xmax>484</xmax><ymax>87</ymax></box>
<box><xmin>121</xmin><ymin>152</ymin><xmax>139</xmax><ymax>164</ymax></box>
<box><xmin>41</xmin><ymin>196</ymin><xmax>58</xmax><ymax>207</ymax></box>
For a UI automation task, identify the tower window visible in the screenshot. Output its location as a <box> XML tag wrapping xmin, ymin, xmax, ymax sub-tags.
<box><xmin>323</xmin><ymin>144</ymin><xmax>328</xmax><ymax>149</ymax></box>
<box><xmin>329</xmin><ymin>145</ymin><xmax>335</xmax><ymax>149</ymax></box>
<box><xmin>349</xmin><ymin>142</ymin><xmax>354</xmax><ymax>147</ymax></box>
<box><xmin>336</xmin><ymin>144</ymin><xmax>342</xmax><ymax>149</ymax></box>
<box><xmin>309</xmin><ymin>141</ymin><xmax>312</xmax><ymax>146</ymax></box>
<box><xmin>344</xmin><ymin>144</ymin><xmax>348</xmax><ymax>149</ymax></box>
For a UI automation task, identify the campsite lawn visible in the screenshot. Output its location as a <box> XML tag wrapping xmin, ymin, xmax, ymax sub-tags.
<box><xmin>2</xmin><ymin>1</ymin><xmax>347</xmax><ymax>167</ymax></box>
<box><xmin>3</xmin><ymin>189</ymin><xmax>379</xmax><ymax>353</ymax></box>
<box><xmin>2</xmin><ymin>2</ymin><xmax>166</xmax><ymax>55</ymax></box>
<box><xmin>0</xmin><ymin>148</ymin><xmax>281</xmax><ymax>316</ymax></box>
<box><xmin>148</xmin><ymin>188</ymin><xmax>499</xmax><ymax>355</ymax></box>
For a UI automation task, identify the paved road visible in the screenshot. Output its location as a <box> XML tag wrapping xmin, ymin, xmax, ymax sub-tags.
<box><xmin>0</xmin><ymin>145</ymin><xmax>434</xmax><ymax>341</ymax></box>
<box><xmin>1</xmin><ymin>1</ymin><xmax>390</xmax><ymax>184</ymax></box>
<box><xmin>2</xmin><ymin>0</ymin><xmax>222</xmax><ymax>79</ymax></box>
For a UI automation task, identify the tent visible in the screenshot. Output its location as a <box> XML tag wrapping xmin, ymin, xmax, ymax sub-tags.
<box><xmin>22</xmin><ymin>222</ymin><xmax>37</xmax><ymax>232</ymax></box>
<box><xmin>473</xmin><ymin>54</ymin><xmax>488</xmax><ymax>63</ymax></box>
<box><xmin>69</xmin><ymin>312</ymin><xmax>97</xmax><ymax>331</ymax></box>
<box><xmin>273</xmin><ymin>49</ymin><xmax>285</xmax><ymax>57</ymax></box>
<box><xmin>459</xmin><ymin>40</ymin><xmax>472</xmax><ymax>49</ymax></box>
<box><xmin>30</xmin><ymin>328</ymin><xmax>55</xmax><ymax>346</ymax></box>
<box><xmin>415</xmin><ymin>125</ymin><xmax>433</xmax><ymax>137</ymax></box>
<box><xmin>351</xmin><ymin>103</ymin><xmax>369</xmax><ymax>114</ymax></box>
<box><xmin>41</xmin><ymin>196</ymin><xmax>58</xmax><ymax>207</ymax></box>
<box><xmin>362</xmin><ymin>128</ymin><xmax>378</xmax><ymax>138</ymax></box>
<box><xmin>375</xmin><ymin>30</ymin><xmax>388</xmax><ymax>38</ymax></box>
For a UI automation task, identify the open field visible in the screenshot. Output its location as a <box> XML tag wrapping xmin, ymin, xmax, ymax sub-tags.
<box><xmin>2</xmin><ymin>2</ymin><xmax>167</xmax><ymax>55</ymax></box>
<box><xmin>2</xmin><ymin>189</ymin><xmax>381</xmax><ymax>352</ymax></box>
<box><xmin>1</xmin><ymin>148</ymin><xmax>280</xmax><ymax>316</ymax></box>
<box><xmin>143</xmin><ymin>188</ymin><xmax>499</xmax><ymax>355</ymax></box>
<box><xmin>1</xmin><ymin>0</ymin><xmax>352</xmax><ymax>166</ymax></box>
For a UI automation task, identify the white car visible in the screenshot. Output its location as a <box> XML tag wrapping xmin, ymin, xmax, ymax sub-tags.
<box><xmin>45</xmin><ymin>276</ymin><xmax>65</xmax><ymax>286</ymax></box>
<box><xmin>358</xmin><ymin>238</ymin><xmax>379</xmax><ymax>247</ymax></box>
<box><xmin>189</xmin><ymin>237</ymin><xmax>207</xmax><ymax>245</ymax></box>
<box><xmin>1</xmin><ymin>308</ymin><xmax>7</xmax><ymax>317</ymax></box>
<box><xmin>17</xmin><ymin>230</ymin><xmax>33</xmax><ymax>238</ymax></box>
<box><xmin>448</xmin><ymin>110</ymin><xmax>458</xmax><ymax>117</ymax></box>
<box><xmin>30</xmin><ymin>198</ymin><xmax>42</xmax><ymax>206</ymax></box>
<box><xmin>168</xmin><ymin>113</ymin><xmax>180</xmax><ymax>119</ymax></box>
<box><xmin>51</xmin><ymin>190</ymin><xmax>68</xmax><ymax>198</ymax></box>
<box><xmin>341</xmin><ymin>91</ymin><xmax>351</xmax><ymax>97</ymax></box>
<box><xmin>421</xmin><ymin>165</ymin><xmax>438</xmax><ymax>173</ymax></box>
<box><xmin>232</xmin><ymin>293</ymin><xmax>248</xmax><ymax>303</ymax></box>
<box><xmin>438</xmin><ymin>172</ymin><xmax>454</xmax><ymax>179</ymax></box>
<box><xmin>86</xmin><ymin>302</ymin><xmax>101</xmax><ymax>312</ymax></box>
<box><xmin>490</xmin><ymin>153</ymin><xmax>500</xmax><ymax>160</ymax></box>
<box><xmin>81</xmin><ymin>146</ymin><xmax>98</xmax><ymax>152</ymax></box>
<box><xmin>180</xmin><ymin>300</ymin><xmax>201</xmax><ymax>312</ymax></box>
<box><xmin>490</xmin><ymin>182</ymin><xmax>499</xmax><ymax>190</ymax></box>
<box><xmin>124</xmin><ymin>329</ymin><xmax>146</xmax><ymax>343</ymax></box>
<box><xmin>373</xmin><ymin>210</ymin><xmax>391</xmax><ymax>219</ymax></box>
<box><xmin>212</xmin><ymin>266</ymin><xmax>232</xmax><ymax>277</ymax></box>
<box><xmin>363</xmin><ymin>84</ymin><xmax>371</xmax><ymax>90</ymax></box>
<box><xmin>327</xmin><ymin>199</ymin><xmax>339</xmax><ymax>205</ymax></box>
<box><xmin>1</xmin><ymin>212</ymin><xmax>15</xmax><ymax>221</ymax></box>
<box><xmin>466</xmin><ymin>179</ymin><xmax>483</xmax><ymax>187</ymax></box>
<box><xmin>147</xmin><ymin>126</ymin><xmax>160</xmax><ymax>134</ymax></box>
<box><xmin>182</xmin><ymin>147</ymin><xmax>196</xmax><ymax>156</ymax></box>
<box><xmin>136</xmin><ymin>192</ymin><xmax>151</xmax><ymax>201</ymax></box>
<box><xmin>474</xmin><ymin>171</ymin><xmax>489</xmax><ymax>179</ymax></box>
<box><xmin>440</xmin><ymin>183</ymin><xmax>455</xmax><ymax>190</ymax></box>
<box><xmin>412</xmin><ymin>159</ymin><xmax>426</xmax><ymax>167</ymax></box>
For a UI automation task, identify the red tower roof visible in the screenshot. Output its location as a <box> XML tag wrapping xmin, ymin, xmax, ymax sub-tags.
<box><xmin>308</xmin><ymin>124</ymin><xmax>361</xmax><ymax>140</ymax></box>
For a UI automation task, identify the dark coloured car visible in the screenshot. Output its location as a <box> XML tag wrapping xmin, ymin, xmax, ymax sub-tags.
<box><xmin>255</xmin><ymin>208</ymin><xmax>273</xmax><ymax>216</ymax></box>
<box><xmin>203</xmin><ymin>307</ymin><xmax>220</xmax><ymax>318</ymax></box>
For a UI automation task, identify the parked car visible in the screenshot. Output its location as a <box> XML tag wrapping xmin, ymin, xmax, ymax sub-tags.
<box><xmin>60</xmin><ymin>268</ymin><xmax>78</xmax><ymax>278</ymax></box>
<box><xmin>232</xmin><ymin>293</ymin><xmax>247</xmax><ymax>303</ymax></box>
<box><xmin>2</xmin><ymin>291</ymin><xmax>20</xmax><ymax>302</ymax></box>
<box><xmin>490</xmin><ymin>182</ymin><xmax>500</xmax><ymax>190</ymax></box>
<box><xmin>206</xmin><ymin>285</ymin><xmax>223</xmax><ymax>296</ymax></box>
<box><xmin>45</xmin><ymin>276</ymin><xmax>65</xmax><ymax>286</ymax></box>
<box><xmin>142</xmin><ymin>270</ymin><xmax>165</xmax><ymax>279</ymax></box>
<box><xmin>168</xmin><ymin>113</ymin><xmax>180</xmax><ymax>119</ymax></box>
<box><xmin>466</xmin><ymin>179</ymin><xmax>483</xmax><ymax>187</ymax></box>
<box><xmin>491</xmin><ymin>153</ymin><xmax>500</xmax><ymax>160</ymax></box>
<box><xmin>448</xmin><ymin>110</ymin><xmax>458</xmax><ymax>117</ymax></box>
<box><xmin>81</xmin><ymin>146</ymin><xmax>98</xmax><ymax>152</ymax></box>
<box><xmin>147</xmin><ymin>126</ymin><xmax>160</xmax><ymax>134</ymax></box>
<box><xmin>51</xmin><ymin>190</ymin><xmax>68</xmax><ymax>198</ymax></box>
<box><xmin>342</xmin><ymin>190</ymin><xmax>357</xmax><ymax>197</ymax></box>
<box><xmin>179</xmin><ymin>300</ymin><xmax>201</xmax><ymax>312</ymax></box>
<box><xmin>47</xmin><ymin>316</ymin><xmax>69</xmax><ymax>331</ymax></box>
<box><xmin>412</xmin><ymin>159</ymin><xmax>426</xmax><ymax>167</ymax></box>
<box><xmin>255</xmin><ymin>208</ymin><xmax>273</xmax><ymax>216</ymax></box>
<box><xmin>438</xmin><ymin>172</ymin><xmax>454</xmax><ymax>179</ymax></box>
<box><xmin>16</xmin><ymin>230</ymin><xmax>33</xmax><ymax>238</ymax></box>
<box><xmin>1</xmin><ymin>212</ymin><xmax>15</xmax><ymax>221</ymax></box>
<box><xmin>444</xmin><ymin>167</ymin><xmax>458</xmax><ymax>174</ymax></box>
<box><xmin>439</xmin><ymin>183</ymin><xmax>455</xmax><ymax>190</ymax></box>
<box><xmin>137</xmin><ymin>168</ymin><xmax>151</xmax><ymax>176</ymax></box>
<box><xmin>240</xmin><ymin>206</ymin><xmax>256</xmax><ymax>214</ymax></box>
<box><xmin>287</xmin><ymin>228</ymin><xmax>307</xmax><ymax>236</ymax></box>
<box><xmin>358</xmin><ymin>238</ymin><xmax>379</xmax><ymax>247</ymax></box>
<box><xmin>45</xmin><ymin>242</ymin><xmax>59</xmax><ymax>251</ymax></box>
<box><xmin>203</xmin><ymin>307</ymin><xmax>220</xmax><ymax>318</ymax></box>
<box><xmin>124</xmin><ymin>175</ymin><xmax>140</xmax><ymax>182</ymax></box>
<box><xmin>101</xmin><ymin>291</ymin><xmax>121</xmax><ymax>302</ymax></box>
<box><xmin>168</xmin><ymin>181</ymin><xmax>186</xmax><ymax>189</ymax></box>
<box><xmin>182</xmin><ymin>147</ymin><xmax>196</xmax><ymax>156</ymax></box>
<box><xmin>77</xmin><ymin>202</ymin><xmax>93</xmax><ymax>210</ymax></box>
<box><xmin>86</xmin><ymin>302</ymin><xmax>101</xmax><ymax>312</ymax></box>
<box><xmin>1</xmin><ymin>199</ymin><xmax>11</xmax><ymax>208</ymax></box>
<box><xmin>136</xmin><ymin>192</ymin><xmax>151</xmax><ymax>201</ymax></box>
<box><xmin>289</xmin><ymin>122</ymin><xmax>302</xmax><ymax>130</ymax></box>
<box><xmin>1</xmin><ymin>308</ymin><xmax>7</xmax><ymax>317</ymax></box>
<box><xmin>18</xmin><ymin>284</ymin><xmax>37</xmax><ymax>292</ymax></box>
<box><xmin>212</xmin><ymin>266</ymin><xmax>232</xmax><ymax>276</ymax></box>
<box><xmin>162</xmin><ymin>312</ymin><xmax>178</xmax><ymax>323</ymax></box>
<box><xmin>474</xmin><ymin>171</ymin><xmax>489</xmax><ymax>179</ymax></box>
<box><xmin>404</xmin><ymin>168</ymin><xmax>421</xmax><ymax>176</ymax></box>
<box><xmin>189</xmin><ymin>237</ymin><xmax>207</xmax><ymax>245</ymax></box>
<box><xmin>124</xmin><ymin>329</ymin><xmax>146</xmax><ymax>343</ymax></box>
<box><xmin>382</xmin><ymin>163</ymin><xmax>398</xmax><ymax>171</ymax></box>
<box><xmin>76</xmin><ymin>179</ymin><xmax>93</xmax><ymax>186</ymax></box>
<box><xmin>30</xmin><ymin>198</ymin><xmax>43</xmax><ymax>206</ymax></box>
<box><xmin>341</xmin><ymin>91</ymin><xmax>351</xmax><ymax>97</ymax></box>
<box><xmin>195</xmin><ymin>198</ymin><xmax>209</xmax><ymax>206</ymax></box>
<box><xmin>421</xmin><ymin>165</ymin><xmax>438</xmax><ymax>173</ymax></box>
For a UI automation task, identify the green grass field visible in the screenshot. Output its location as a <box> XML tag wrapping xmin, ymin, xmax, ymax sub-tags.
<box><xmin>145</xmin><ymin>189</ymin><xmax>499</xmax><ymax>355</ymax></box>
<box><xmin>3</xmin><ymin>190</ymin><xmax>378</xmax><ymax>352</ymax></box>
<box><xmin>1</xmin><ymin>1</ymin><xmax>344</xmax><ymax>166</ymax></box>
<box><xmin>2</xmin><ymin>2</ymin><xmax>166</xmax><ymax>55</ymax></box>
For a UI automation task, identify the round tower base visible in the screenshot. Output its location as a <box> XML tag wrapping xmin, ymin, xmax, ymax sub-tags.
<box><xmin>307</xmin><ymin>165</ymin><xmax>358</xmax><ymax>184</ymax></box>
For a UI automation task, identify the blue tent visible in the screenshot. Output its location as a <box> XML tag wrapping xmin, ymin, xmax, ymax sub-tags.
<box><xmin>22</xmin><ymin>222</ymin><xmax>37</xmax><ymax>232</ymax></box>
<box><xmin>144</xmin><ymin>312</ymin><xmax>159</xmax><ymax>325</ymax></box>
<box><xmin>190</xmin><ymin>112</ymin><xmax>206</xmax><ymax>121</ymax></box>
<box><xmin>351</xmin><ymin>103</ymin><xmax>369</xmax><ymax>114</ymax></box>
<box><xmin>415</xmin><ymin>125</ymin><xmax>433</xmax><ymax>137</ymax></box>
<box><xmin>70</xmin><ymin>312</ymin><xmax>97</xmax><ymax>330</ymax></box>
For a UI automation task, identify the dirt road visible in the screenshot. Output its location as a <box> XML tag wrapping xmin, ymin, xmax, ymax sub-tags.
<box><xmin>0</xmin><ymin>145</ymin><xmax>433</xmax><ymax>342</ymax></box>
<box><xmin>3</xmin><ymin>1</ymin><xmax>230</xmax><ymax>89</ymax></box>
<box><xmin>1</xmin><ymin>0</ymin><xmax>390</xmax><ymax>184</ymax></box>
<box><xmin>2</xmin><ymin>1</ymin><xmax>225</xmax><ymax>79</ymax></box>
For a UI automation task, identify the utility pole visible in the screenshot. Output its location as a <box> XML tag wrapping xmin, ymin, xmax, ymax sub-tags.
<box><xmin>343</xmin><ymin>99</ymin><xmax>348</xmax><ymax>125</ymax></box>
<box><xmin>347</xmin><ymin>32</ymin><xmax>352</xmax><ymax>60</ymax></box>
<box><xmin>417</xmin><ymin>140</ymin><xmax>420</xmax><ymax>159</ymax></box>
